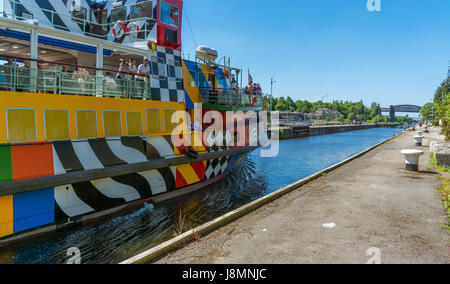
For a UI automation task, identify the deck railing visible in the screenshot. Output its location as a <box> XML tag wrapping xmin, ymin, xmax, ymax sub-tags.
<box><xmin>200</xmin><ymin>88</ymin><xmax>264</xmax><ymax>108</ymax></box>
<box><xmin>0</xmin><ymin>56</ymin><xmax>266</xmax><ymax>107</ymax></box>
<box><xmin>4</xmin><ymin>0</ymin><xmax>154</xmax><ymax>40</ymax></box>
<box><xmin>0</xmin><ymin>64</ymin><xmax>152</xmax><ymax>99</ymax></box>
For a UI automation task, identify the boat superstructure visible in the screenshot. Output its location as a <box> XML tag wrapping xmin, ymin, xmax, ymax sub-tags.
<box><xmin>0</xmin><ymin>0</ymin><xmax>265</xmax><ymax>241</ymax></box>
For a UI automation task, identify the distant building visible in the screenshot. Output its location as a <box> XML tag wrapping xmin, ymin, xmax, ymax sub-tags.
<box><xmin>314</xmin><ymin>108</ymin><xmax>341</xmax><ymax>119</ymax></box>
<box><xmin>349</xmin><ymin>116</ymin><xmax>362</xmax><ymax>125</ymax></box>
<box><xmin>315</xmin><ymin>108</ymin><xmax>331</xmax><ymax>119</ymax></box>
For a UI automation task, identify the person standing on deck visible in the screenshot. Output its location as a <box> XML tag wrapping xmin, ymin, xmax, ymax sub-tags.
<box><xmin>116</xmin><ymin>59</ymin><xmax>129</xmax><ymax>97</ymax></box>
<box><xmin>128</xmin><ymin>59</ymin><xmax>138</xmax><ymax>98</ymax></box>
<box><xmin>136</xmin><ymin>59</ymin><xmax>151</xmax><ymax>99</ymax></box>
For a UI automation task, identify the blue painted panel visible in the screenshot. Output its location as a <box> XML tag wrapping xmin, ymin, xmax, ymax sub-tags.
<box><xmin>13</xmin><ymin>188</ymin><xmax>55</xmax><ymax>233</ymax></box>
<box><xmin>184</xmin><ymin>90</ymin><xmax>194</xmax><ymax>109</ymax></box>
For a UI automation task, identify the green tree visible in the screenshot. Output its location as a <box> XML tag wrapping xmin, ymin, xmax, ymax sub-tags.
<box><xmin>420</xmin><ymin>103</ymin><xmax>434</xmax><ymax>121</ymax></box>
<box><xmin>275</xmin><ymin>97</ymin><xmax>289</xmax><ymax>111</ymax></box>
<box><xmin>433</xmin><ymin>77</ymin><xmax>450</xmax><ymax>140</ymax></box>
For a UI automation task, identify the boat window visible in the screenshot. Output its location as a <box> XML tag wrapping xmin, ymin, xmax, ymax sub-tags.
<box><xmin>76</xmin><ymin>110</ymin><xmax>98</xmax><ymax>139</ymax></box>
<box><xmin>44</xmin><ymin>110</ymin><xmax>70</xmax><ymax>141</ymax></box>
<box><xmin>130</xmin><ymin>1</ymin><xmax>153</xmax><ymax>19</ymax></box>
<box><xmin>161</xmin><ymin>1</ymin><xmax>179</xmax><ymax>28</ymax></box>
<box><xmin>111</xmin><ymin>6</ymin><xmax>127</xmax><ymax>23</ymax></box>
<box><xmin>164</xmin><ymin>28</ymin><xmax>178</xmax><ymax>44</ymax></box>
<box><xmin>185</xmin><ymin>70</ymin><xmax>197</xmax><ymax>88</ymax></box>
<box><xmin>163</xmin><ymin>109</ymin><xmax>177</xmax><ymax>131</ymax></box>
<box><xmin>217</xmin><ymin>75</ymin><xmax>227</xmax><ymax>89</ymax></box>
<box><xmin>198</xmin><ymin>73</ymin><xmax>208</xmax><ymax>88</ymax></box>
<box><xmin>7</xmin><ymin>109</ymin><xmax>36</xmax><ymax>143</ymax></box>
<box><xmin>103</xmin><ymin>111</ymin><xmax>122</xmax><ymax>137</ymax></box>
<box><xmin>146</xmin><ymin>109</ymin><xmax>161</xmax><ymax>132</ymax></box>
<box><xmin>126</xmin><ymin>111</ymin><xmax>143</xmax><ymax>136</ymax></box>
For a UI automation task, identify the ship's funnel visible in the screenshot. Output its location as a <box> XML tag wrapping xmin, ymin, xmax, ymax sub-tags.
<box><xmin>196</xmin><ymin>46</ymin><xmax>218</xmax><ymax>62</ymax></box>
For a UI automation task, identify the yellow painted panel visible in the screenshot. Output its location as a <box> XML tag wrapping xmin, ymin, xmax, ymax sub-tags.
<box><xmin>103</xmin><ymin>111</ymin><xmax>122</xmax><ymax>137</ymax></box>
<box><xmin>0</xmin><ymin>195</ymin><xmax>13</xmax><ymax>238</ymax></box>
<box><xmin>7</xmin><ymin>109</ymin><xmax>36</xmax><ymax>142</ymax></box>
<box><xmin>126</xmin><ymin>112</ymin><xmax>143</xmax><ymax>136</ymax></box>
<box><xmin>164</xmin><ymin>109</ymin><xmax>176</xmax><ymax>131</ymax></box>
<box><xmin>146</xmin><ymin>109</ymin><xmax>161</xmax><ymax>132</ymax></box>
<box><xmin>44</xmin><ymin>110</ymin><xmax>69</xmax><ymax>140</ymax></box>
<box><xmin>0</xmin><ymin>92</ymin><xmax>186</xmax><ymax>143</ymax></box>
<box><xmin>177</xmin><ymin>164</ymin><xmax>200</xmax><ymax>184</ymax></box>
<box><xmin>76</xmin><ymin>110</ymin><xmax>97</xmax><ymax>139</ymax></box>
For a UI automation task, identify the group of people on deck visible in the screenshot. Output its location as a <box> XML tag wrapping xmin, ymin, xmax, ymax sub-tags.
<box><xmin>244</xmin><ymin>82</ymin><xmax>262</xmax><ymax>95</ymax></box>
<box><xmin>229</xmin><ymin>75</ymin><xmax>263</xmax><ymax>96</ymax></box>
<box><xmin>116</xmin><ymin>58</ymin><xmax>151</xmax><ymax>98</ymax></box>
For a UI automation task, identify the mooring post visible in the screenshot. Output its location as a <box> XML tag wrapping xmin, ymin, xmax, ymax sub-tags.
<box><xmin>401</xmin><ymin>149</ymin><xmax>424</xmax><ymax>172</ymax></box>
<box><xmin>413</xmin><ymin>135</ymin><xmax>424</xmax><ymax>147</ymax></box>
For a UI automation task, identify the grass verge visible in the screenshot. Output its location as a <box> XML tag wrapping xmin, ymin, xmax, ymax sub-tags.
<box><xmin>429</xmin><ymin>154</ymin><xmax>450</xmax><ymax>231</ymax></box>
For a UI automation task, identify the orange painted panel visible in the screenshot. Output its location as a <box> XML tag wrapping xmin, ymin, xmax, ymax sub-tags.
<box><xmin>11</xmin><ymin>143</ymin><xmax>54</xmax><ymax>181</ymax></box>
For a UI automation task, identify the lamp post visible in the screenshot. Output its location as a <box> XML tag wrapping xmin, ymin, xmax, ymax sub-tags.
<box><xmin>270</xmin><ymin>77</ymin><xmax>276</xmax><ymax>111</ymax></box>
<box><xmin>321</xmin><ymin>95</ymin><xmax>328</xmax><ymax>120</ymax></box>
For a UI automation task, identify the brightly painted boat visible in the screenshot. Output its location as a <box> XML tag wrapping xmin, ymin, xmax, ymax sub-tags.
<box><xmin>0</xmin><ymin>0</ymin><xmax>265</xmax><ymax>242</ymax></box>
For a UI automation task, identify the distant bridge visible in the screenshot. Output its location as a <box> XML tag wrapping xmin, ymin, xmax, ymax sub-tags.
<box><xmin>380</xmin><ymin>105</ymin><xmax>422</xmax><ymax>122</ymax></box>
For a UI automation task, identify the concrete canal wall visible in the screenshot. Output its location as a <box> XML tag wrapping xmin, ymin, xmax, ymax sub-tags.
<box><xmin>276</xmin><ymin>124</ymin><xmax>378</xmax><ymax>140</ymax></box>
<box><xmin>309</xmin><ymin>124</ymin><xmax>376</xmax><ymax>136</ymax></box>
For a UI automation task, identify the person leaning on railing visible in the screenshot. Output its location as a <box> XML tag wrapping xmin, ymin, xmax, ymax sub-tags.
<box><xmin>17</xmin><ymin>60</ymin><xmax>31</xmax><ymax>93</ymax></box>
<box><xmin>128</xmin><ymin>59</ymin><xmax>138</xmax><ymax>98</ymax></box>
<box><xmin>116</xmin><ymin>59</ymin><xmax>129</xmax><ymax>98</ymax></box>
<box><xmin>136</xmin><ymin>59</ymin><xmax>151</xmax><ymax>99</ymax></box>
<box><xmin>72</xmin><ymin>65</ymin><xmax>90</xmax><ymax>95</ymax></box>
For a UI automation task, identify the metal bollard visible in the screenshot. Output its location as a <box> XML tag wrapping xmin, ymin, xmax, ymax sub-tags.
<box><xmin>401</xmin><ymin>149</ymin><xmax>424</xmax><ymax>172</ymax></box>
<box><xmin>413</xmin><ymin>135</ymin><xmax>424</xmax><ymax>147</ymax></box>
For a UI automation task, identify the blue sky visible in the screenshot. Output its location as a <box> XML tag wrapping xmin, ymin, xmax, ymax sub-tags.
<box><xmin>181</xmin><ymin>0</ymin><xmax>450</xmax><ymax>108</ymax></box>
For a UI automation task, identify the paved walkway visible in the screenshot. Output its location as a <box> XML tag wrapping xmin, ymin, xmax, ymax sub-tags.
<box><xmin>156</xmin><ymin>129</ymin><xmax>449</xmax><ymax>264</ymax></box>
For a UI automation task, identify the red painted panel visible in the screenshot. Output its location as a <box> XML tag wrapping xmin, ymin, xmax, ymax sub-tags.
<box><xmin>156</xmin><ymin>0</ymin><xmax>183</xmax><ymax>50</ymax></box>
<box><xmin>191</xmin><ymin>161</ymin><xmax>206</xmax><ymax>181</ymax></box>
<box><xmin>11</xmin><ymin>143</ymin><xmax>54</xmax><ymax>181</ymax></box>
<box><xmin>175</xmin><ymin>169</ymin><xmax>188</xmax><ymax>189</ymax></box>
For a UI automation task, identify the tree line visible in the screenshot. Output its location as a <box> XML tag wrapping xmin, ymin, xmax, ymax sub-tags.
<box><xmin>420</xmin><ymin>77</ymin><xmax>450</xmax><ymax>140</ymax></box>
<box><xmin>262</xmin><ymin>96</ymin><xmax>413</xmax><ymax>124</ymax></box>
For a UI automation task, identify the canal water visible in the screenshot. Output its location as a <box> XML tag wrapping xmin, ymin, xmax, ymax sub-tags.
<box><xmin>0</xmin><ymin>128</ymin><xmax>402</xmax><ymax>264</ymax></box>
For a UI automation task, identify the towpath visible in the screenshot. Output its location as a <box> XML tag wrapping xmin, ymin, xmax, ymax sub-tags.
<box><xmin>156</xmin><ymin>129</ymin><xmax>449</xmax><ymax>264</ymax></box>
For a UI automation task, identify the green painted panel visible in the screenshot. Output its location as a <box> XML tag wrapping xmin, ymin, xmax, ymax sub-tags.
<box><xmin>0</xmin><ymin>145</ymin><xmax>12</xmax><ymax>183</ymax></box>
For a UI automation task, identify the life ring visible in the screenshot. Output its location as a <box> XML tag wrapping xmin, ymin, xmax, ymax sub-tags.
<box><xmin>126</xmin><ymin>22</ymin><xmax>140</xmax><ymax>39</ymax></box>
<box><xmin>112</xmin><ymin>21</ymin><xmax>127</xmax><ymax>39</ymax></box>
<box><xmin>67</xmin><ymin>0</ymin><xmax>81</xmax><ymax>13</ymax></box>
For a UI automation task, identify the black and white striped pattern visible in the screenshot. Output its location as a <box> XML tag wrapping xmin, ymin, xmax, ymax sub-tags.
<box><xmin>52</xmin><ymin>136</ymin><xmax>176</xmax><ymax>220</ymax></box>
